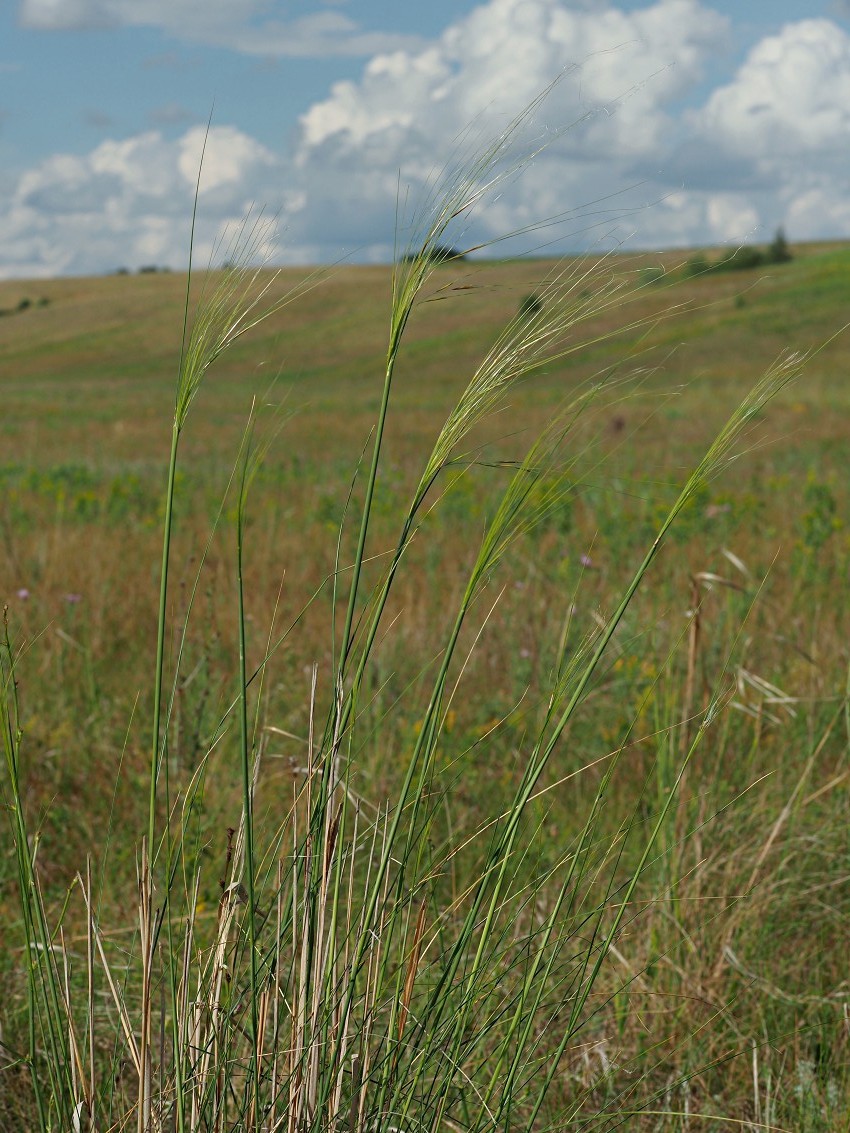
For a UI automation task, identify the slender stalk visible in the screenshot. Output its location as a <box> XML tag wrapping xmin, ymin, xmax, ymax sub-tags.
<box><xmin>338</xmin><ymin>340</ymin><xmax>402</xmax><ymax>675</ymax></box>
<box><xmin>237</xmin><ymin>429</ymin><xmax>261</xmax><ymax>1127</ymax></box>
<box><xmin>148</xmin><ymin>423</ymin><xmax>180</xmax><ymax>857</ymax></box>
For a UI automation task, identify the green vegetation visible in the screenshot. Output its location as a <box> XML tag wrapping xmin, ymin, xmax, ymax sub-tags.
<box><xmin>518</xmin><ymin>291</ymin><xmax>545</xmax><ymax>319</ymax></box>
<box><xmin>2</xmin><ymin>172</ymin><xmax>850</xmax><ymax>1130</ymax></box>
<box><xmin>401</xmin><ymin>242</ymin><xmax>467</xmax><ymax>265</ymax></box>
<box><xmin>0</xmin><ymin>295</ymin><xmax>49</xmax><ymax>318</ymax></box>
<box><xmin>684</xmin><ymin>227</ymin><xmax>795</xmax><ymax>279</ymax></box>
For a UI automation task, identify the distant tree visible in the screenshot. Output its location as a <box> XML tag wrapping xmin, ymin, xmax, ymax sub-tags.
<box><xmin>767</xmin><ymin>226</ymin><xmax>792</xmax><ymax>264</ymax></box>
<box><xmin>401</xmin><ymin>244</ymin><xmax>466</xmax><ymax>265</ymax></box>
<box><xmin>684</xmin><ymin>254</ymin><xmax>710</xmax><ymax>277</ymax></box>
<box><xmin>518</xmin><ymin>292</ymin><xmax>544</xmax><ymax>319</ymax></box>
<box><xmin>639</xmin><ymin>266</ymin><xmax>665</xmax><ymax>286</ymax></box>
<box><xmin>716</xmin><ymin>246</ymin><xmax>764</xmax><ymax>272</ymax></box>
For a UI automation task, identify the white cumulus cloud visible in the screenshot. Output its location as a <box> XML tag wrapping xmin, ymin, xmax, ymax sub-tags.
<box><xmin>678</xmin><ymin>18</ymin><xmax>850</xmax><ymax>241</ymax></box>
<box><xmin>285</xmin><ymin>0</ymin><xmax>729</xmax><ymax>258</ymax></box>
<box><xmin>0</xmin><ymin>126</ymin><xmax>285</xmax><ymax>279</ymax></box>
<box><xmin>694</xmin><ymin>19</ymin><xmax>850</xmax><ymax>160</ymax></box>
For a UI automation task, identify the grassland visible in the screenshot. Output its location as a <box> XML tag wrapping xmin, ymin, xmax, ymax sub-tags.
<box><xmin>2</xmin><ymin>239</ymin><xmax>850</xmax><ymax>1130</ymax></box>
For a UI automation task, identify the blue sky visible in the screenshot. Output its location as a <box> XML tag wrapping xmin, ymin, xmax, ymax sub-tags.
<box><xmin>3</xmin><ymin>0</ymin><xmax>850</xmax><ymax>277</ymax></box>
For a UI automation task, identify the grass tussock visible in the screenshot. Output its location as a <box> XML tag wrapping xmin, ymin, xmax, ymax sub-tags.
<box><xmin>2</xmin><ymin>100</ymin><xmax>850</xmax><ymax>1133</ymax></box>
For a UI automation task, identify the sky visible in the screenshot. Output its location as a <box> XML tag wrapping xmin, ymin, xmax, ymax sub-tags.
<box><xmin>3</xmin><ymin>0</ymin><xmax>850</xmax><ymax>278</ymax></box>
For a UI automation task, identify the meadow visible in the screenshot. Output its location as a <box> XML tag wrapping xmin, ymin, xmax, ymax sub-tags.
<box><xmin>1</xmin><ymin>217</ymin><xmax>850</xmax><ymax>1131</ymax></box>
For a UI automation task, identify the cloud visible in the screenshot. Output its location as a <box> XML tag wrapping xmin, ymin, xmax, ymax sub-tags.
<box><xmin>286</xmin><ymin>0</ymin><xmax>730</xmax><ymax>257</ymax></box>
<box><xmin>18</xmin><ymin>0</ymin><xmax>423</xmax><ymax>56</ymax></box>
<box><xmin>141</xmin><ymin>51</ymin><xmax>197</xmax><ymax>69</ymax></box>
<box><xmin>286</xmin><ymin>4</ymin><xmax>850</xmax><ymax>255</ymax></box>
<box><xmin>20</xmin><ymin>0</ymin><xmax>113</xmax><ymax>30</ymax></box>
<box><xmin>217</xmin><ymin>13</ymin><xmax>424</xmax><ymax>59</ymax></box>
<box><xmin>148</xmin><ymin>102</ymin><xmax>195</xmax><ymax>127</ymax></box>
<box><xmin>692</xmin><ymin>20</ymin><xmax>850</xmax><ymax>162</ymax></box>
<box><xmin>674</xmin><ymin>18</ymin><xmax>850</xmax><ymax>240</ymax></box>
<box><xmin>0</xmin><ymin>126</ymin><xmax>285</xmax><ymax>279</ymax></box>
<box><xmin>20</xmin><ymin>0</ymin><xmax>262</xmax><ymax>31</ymax></box>
<box><xmin>84</xmin><ymin>108</ymin><xmax>116</xmax><ymax>129</ymax></box>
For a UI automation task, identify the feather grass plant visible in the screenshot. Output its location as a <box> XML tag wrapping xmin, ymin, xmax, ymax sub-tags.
<box><xmin>0</xmin><ymin>97</ymin><xmax>815</xmax><ymax>1133</ymax></box>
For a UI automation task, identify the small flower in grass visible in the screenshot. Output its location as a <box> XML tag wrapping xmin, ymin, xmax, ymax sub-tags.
<box><xmin>16</xmin><ymin>587</ymin><xmax>30</xmax><ymax>600</ymax></box>
<box><xmin>63</xmin><ymin>592</ymin><xmax>82</xmax><ymax>605</ymax></box>
<box><xmin>580</xmin><ymin>554</ymin><xmax>594</xmax><ymax>569</ymax></box>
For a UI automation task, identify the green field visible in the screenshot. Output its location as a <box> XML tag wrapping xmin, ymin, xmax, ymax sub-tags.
<box><xmin>2</xmin><ymin>238</ymin><xmax>850</xmax><ymax>1130</ymax></box>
